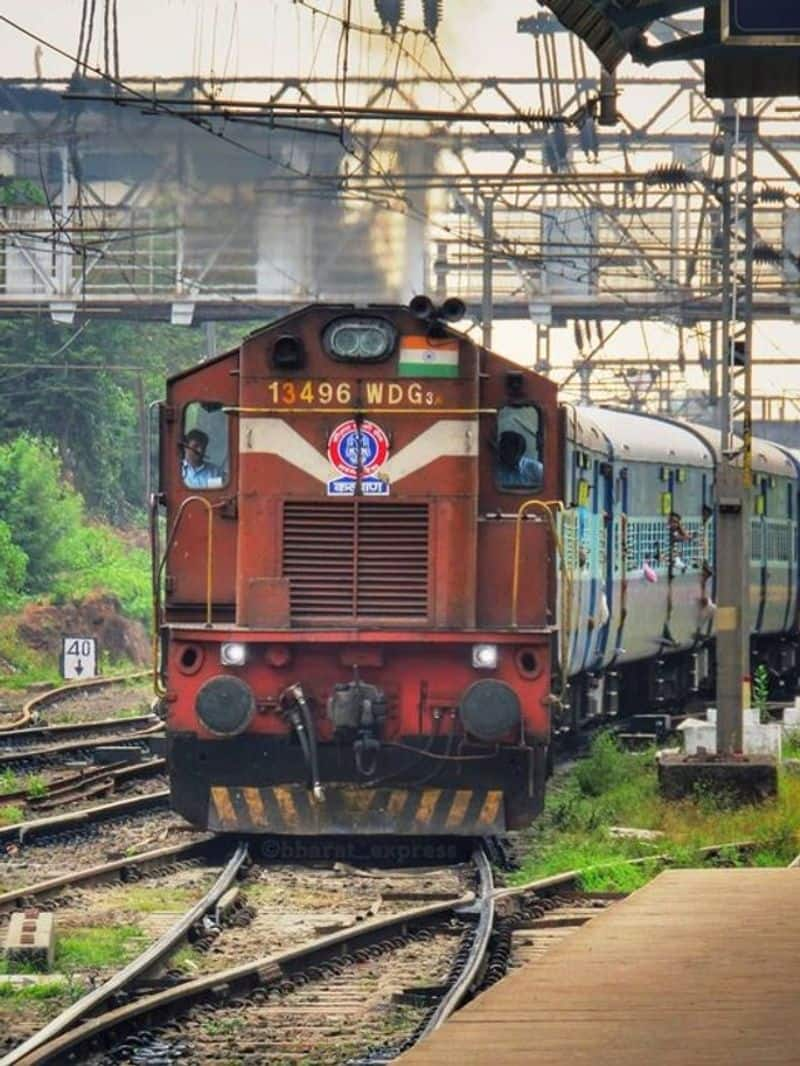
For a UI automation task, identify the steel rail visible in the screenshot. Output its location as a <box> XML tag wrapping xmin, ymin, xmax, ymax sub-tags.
<box><xmin>419</xmin><ymin>844</ymin><xmax>496</xmax><ymax>1036</ymax></box>
<box><xmin>0</xmin><ymin>714</ymin><xmax>158</xmax><ymax>747</ymax></box>
<box><xmin>0</xmin><ymin>758</ymin><xmax>165</xmax><ymax>807</ymax></box>
<box><xmin>0</xmin><ymin>789</ymin><xmax>170</xmax><ymax>845</ymax></box>
<box><xmin>0</xmin><ymin>724</ymin><xmax>163</xmax><ymax>768</ymax></box>
<box><xmin>10</xmin><ymin>891</ymin><xmax>477</xmax><ymax>1066</ymax></box>
<box><xmin>0</xmin><ymin>836</ymin><xmax>217</xmax><ymax>913</ymax></box>
<box><xmin>0</xmin><ymin>672</ymin><xmax>151</xmax><ymax>733</ymax></box>
<box><xmin>2</xmin><ymin>841</ymin><xmax>249</xmax><ymax>1066</ymax></box>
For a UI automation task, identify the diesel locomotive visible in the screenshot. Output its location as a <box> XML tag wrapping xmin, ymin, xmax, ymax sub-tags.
<box><xmin>152</xmin><ymin>299</ymin><xmax>800</xmax><ymax>837</ymax></box>
<box><xmin>153</xmin><ymin>299</ymin><xmax>557</xmax><ymax>836</ymax></box>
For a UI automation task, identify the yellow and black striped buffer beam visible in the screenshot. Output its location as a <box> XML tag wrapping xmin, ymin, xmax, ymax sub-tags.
<box><xmin>207</xmin><ymin>785</ymin><xmax>505</xmax><ymax>835</ymax></box>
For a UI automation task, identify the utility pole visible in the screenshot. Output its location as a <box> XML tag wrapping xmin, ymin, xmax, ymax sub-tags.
<box><xmin>715</xmin><ymin>99</ymin><xmax>756</xmax><ymax>756</ymax></box>
<box><xmin>481</xmin><ymin>196</ymin><xmax>494</xmax><ymax>350</ymax></box>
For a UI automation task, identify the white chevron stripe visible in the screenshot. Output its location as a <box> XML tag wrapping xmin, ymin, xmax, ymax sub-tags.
<box><xmin>239</xmin><ymin>417</ymin><xmax>477</xmax><ymax>485</ymax></box>
<box><xmin>240</xmin><ymin>419</ymin><xmax>331</xmax><ymax>482</ymax></box>
<box><xmin>382</xmin><ymin>420</ymin><xmax>478</xmax><ymax>482</ymax></box>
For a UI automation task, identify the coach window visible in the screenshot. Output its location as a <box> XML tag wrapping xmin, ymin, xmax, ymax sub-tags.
<box><xmin>180</xmin><ymin>402</ymin><xmax>229</xmax><ymax>490</ymax></box>
<box><xmin>494</xmin><ymin>406</ymin><xmax>543</xmax><ymax>491</ymax></box>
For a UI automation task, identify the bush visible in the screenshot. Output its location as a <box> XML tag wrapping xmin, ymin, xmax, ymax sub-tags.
<box><xmin>53</xmin><ymin>523</ymin><xmax>150</xmax><ymax>623</ymax></box>
<box><xmin>0</xmin><ymin>519</ymin><xmax>26</xmax><ymax>608</ymax></box>
<box><xmin>0</xmin><ymin>436</ymin><xmax>83</xmax><ymax>592</ymax></box>
<box><xmin>0</xmin><ymin>435</ymin><xmax>150</xmax><ymax>624</ymax></box>
<box><xmin>574</xmin><ymin>732</ymin><xmax>637</xmax><ymax>797</ymax></box>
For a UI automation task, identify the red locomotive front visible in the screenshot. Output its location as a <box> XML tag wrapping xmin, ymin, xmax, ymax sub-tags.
<box><xmin>153</xmin><ymin>300</ymin><xmax>559</xmax><ymax>835</ymax></box>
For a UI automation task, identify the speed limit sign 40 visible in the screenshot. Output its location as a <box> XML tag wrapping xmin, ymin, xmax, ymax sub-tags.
<box><xmin>61</xmin><ymin>637</ymin><xmax>98</xmax><ymax>680</ymax></box>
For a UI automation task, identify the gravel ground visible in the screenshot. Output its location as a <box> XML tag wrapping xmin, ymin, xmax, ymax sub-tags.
<box><xmin>0</xmin><ymin>810</ymin><xmax>201</xmax><ymax>890</ymax></box>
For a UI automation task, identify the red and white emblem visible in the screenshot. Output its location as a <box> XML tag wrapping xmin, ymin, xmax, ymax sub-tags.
<box><xmin>327</xmin><ymin>419</ymin><xmax>389</xmax><ymax>477</ymax></box>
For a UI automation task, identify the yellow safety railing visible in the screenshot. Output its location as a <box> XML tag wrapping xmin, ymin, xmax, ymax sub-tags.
<box><xmin>151</xmin><ymin>495</ymin><xmax>215</xmax><ymax>697</ymax></box>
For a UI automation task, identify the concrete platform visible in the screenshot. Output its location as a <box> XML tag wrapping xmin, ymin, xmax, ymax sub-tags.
<box><xmin>399</xmin><ymin>869</ymin><xmax>800</xmax><ymax>1065</ymax></box>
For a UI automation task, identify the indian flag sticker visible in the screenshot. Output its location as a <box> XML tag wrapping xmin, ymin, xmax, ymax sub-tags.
<box><xmin>398</xmin><ymin>337</ymin><xmax>459</xmax><ymax>378</ymax></box>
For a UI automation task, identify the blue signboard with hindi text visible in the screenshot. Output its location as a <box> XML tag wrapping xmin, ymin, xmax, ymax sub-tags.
<box><xmin>722</xmin><ymin>0</ymin><xmax>800</xmax><ymax>42</ymax></box>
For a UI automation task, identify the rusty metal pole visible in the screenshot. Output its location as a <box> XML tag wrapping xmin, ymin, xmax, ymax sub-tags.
<box><xmin>481</xmin><ymin>196</ymin><xmax>494</xmax><ymax>350</ymax></box>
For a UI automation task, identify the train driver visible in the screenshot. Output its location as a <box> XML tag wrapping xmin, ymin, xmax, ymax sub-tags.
<box><xmin>497</xmin><ymin>429</ymin><xmax>543</xmax><ymax>490</ymax></box>
<box><xmin>180</xmin><ymin>429</ymin><xmax>225</xmax><ymax>489</ymax></box>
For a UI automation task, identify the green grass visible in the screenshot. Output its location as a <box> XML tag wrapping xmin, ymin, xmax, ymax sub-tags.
<box><xmin>0</xmin><ymin>805</ymin><xmax>24</xmax><ymax>826</ymax></box>
<box><xmin>170</xmin><ymin>945</ymin><xmax>205</xmax><ymax>974</ymax></box>
<box><xmin>103</xmin><ymin>884</ymin><xmax>197</xmax><ymax>914</ymax></box>
<box><xmin>202</xmin><ymin>1017</ymin><xmax>247</xmax><ymax>1037</ymax></box>
<box><xmin>0</xmin><ymin>771</ymin><xmax>48</xmax><ymax>801</ymax></box>
<box><xmin>24</xmin><ymin>774</ymin><xmax>47</xmax><ymax>799</ymax></box>
<box><xmin>0</xmin><ymin>980</ymin><xmax>72</xmax><ymax>1001</ymax></box>
<box><xmin>510</xmin><ymin>732</ymin><xmax>800</xmax><ymax>892</ymax></box>
<box><xmin>55</xmin><ymin>925</ymin><xmax>147</xmax><ymax>970</ymax></box>
<box><xmin>784</xmin><ymin>730</ymin><xmax>800</xmax><ymax>760</ymax></box>
<box><xmin>0</xmin><ymin>770</ymin><xmax>18</xmax><ymax>795</ymax></box>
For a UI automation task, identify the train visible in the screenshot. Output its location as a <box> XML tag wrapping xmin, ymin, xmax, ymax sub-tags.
<box><xmin>151</xmin><ymin>299</ymin><xmax>799</xmax><ymax>837</ymax></box>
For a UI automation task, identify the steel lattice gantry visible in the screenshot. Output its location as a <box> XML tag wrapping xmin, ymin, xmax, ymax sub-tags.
<box><xmin>0</xmin><ymin>51</ymin><xmax>800</xmax><ymax>326</ymax></box>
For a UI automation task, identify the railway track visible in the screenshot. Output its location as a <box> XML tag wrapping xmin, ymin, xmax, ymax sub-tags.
<box><xmin>0</xmin><ymin>676</ymin><xmax>164</xmax><ymax>826</ymax></box>
<box><xmin>0</xmin><ymin>673</ymin><xmax>151</xmax><ymax>734</ymax></box>
<box><xmin>2</xmin><ymin>833</ymin><xmax>768</xmax><ymax>1064</ymax></box>
<box><xmin>0</xmin><ymin>789</ymin><xmax>172</xmax><ymax>847</ymax></box>
<box><xmin>0</xmin><ymin>718</ymin><xmax>160</xmax><ymax>767</ymax></box>
<box><xmin>0</xmin><ymin>844</ymin><xmax>622</xmax><ymax>1066</ymax></box>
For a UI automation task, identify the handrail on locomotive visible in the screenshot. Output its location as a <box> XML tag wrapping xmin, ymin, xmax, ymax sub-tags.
<box><xmin>151</xmin><ymin>493</ymin><xmax>215</xmax><ymax>697</ymax></box>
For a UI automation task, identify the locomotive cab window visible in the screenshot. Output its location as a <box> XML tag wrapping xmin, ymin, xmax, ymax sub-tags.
<box><xmin>180</xmin><ymin>402</ymin><xmax>229</xmax><ymax>490</ymax></box>
<box><xmin>494</xmin><ymin>406</ymin><xmax>543</xmax><ymax>491</ymax></box>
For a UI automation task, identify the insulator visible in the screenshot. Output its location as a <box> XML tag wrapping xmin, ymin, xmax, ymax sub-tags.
<box><xmin>759</xmin><ymin>186</ymin><xmax>787</xmax><ymax>203</ymax></box>
<box><xmin>753</xmin><ymin>242</ymin><xmax>783</xmax><ymax>264</ymax></box>
<box><xmin>573</xmin><ymin>320</ymin><xmax>585</xmax><ymax>351</ymax></box>
<box><xmin>422</xmin><ymin>0</ymin><xmax>443</xmax><ymax>35</ymax></box>
<box><xmin>645</xmin><ymin>163</ymin><xmax>690</xmax><ymax>188</ymax></box>
<box><xmin>578</xmin><ymin>116</ymin><xmax>599</xmax><ymax>160</ymax></box>
<box><xmin>374</xmin><ymin>0</ymin><xmax>404</xmax><ymax>31</ymax></box>
<box><xmin>545</xmin><ymin>125</ymin><xmax>569</xmax><ymax>173</ymax></box>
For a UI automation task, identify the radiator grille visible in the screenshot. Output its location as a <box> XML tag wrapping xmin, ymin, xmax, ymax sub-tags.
<box><xmin>283</xmin><ymin>501</ymin><xmax>429</xmax><ymax>623</ymax></box>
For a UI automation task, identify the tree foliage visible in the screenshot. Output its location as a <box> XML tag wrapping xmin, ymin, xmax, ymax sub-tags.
<box><xmin>0</xmin><ymin>436</ymin><xmax>82</xmax><ymax>592</ymax></box>
<box><xmin>0</xmin><ymin>317</ymin><xmax>255</xmax><ymax>521</ymax></box>
<box><xmin>0</xmin><ymin>520</ymin><xmax>26</xmax><ymax>608</ymax></box>
<box><xmin>0</xmin><ymin>435</ymin><xmax>150</xmax><ymax>620</ymax></box>
<box><xmin>0</xmin><ymin>316</ymin><xmax>261</xmax><ymax>620</ymax></box>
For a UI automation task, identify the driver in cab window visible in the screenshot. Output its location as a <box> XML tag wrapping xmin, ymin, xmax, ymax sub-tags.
<box><xmin>498</xmin><ymin>429</ymin><xmax>543</xmax><ymax>489</ymax></box>
<box><xmin>180</xmin><ymin>429</ymin><xmax>224</xmax><ymax>489</ymax></box>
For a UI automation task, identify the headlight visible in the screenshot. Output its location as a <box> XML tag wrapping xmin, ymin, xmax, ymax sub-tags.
<box><xmin>472</xmin><ymin>644</ymin><xmax>498</xmax><ymax>670</ymax></box>
<box><xmin>323</xmin><ymin>317</ymin><xmax>397</xmax><ymax>362</ymax></box>
<box><xmin>221</xmin><ymin>642</ymin><xmax>247</xmax><ymax>667</ymax></box>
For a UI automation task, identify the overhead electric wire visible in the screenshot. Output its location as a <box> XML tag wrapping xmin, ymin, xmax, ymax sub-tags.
<box><xmin>1</xmin><ymin>8</ymin><xmax>791</xmax><ymax>329</ymax></box>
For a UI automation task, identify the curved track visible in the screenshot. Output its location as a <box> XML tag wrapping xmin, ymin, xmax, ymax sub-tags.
<box><xmin>2</xmin><ymin>843</ymin><xmax>249</xmax><ymax>1066</ymax></box>
<box><xmin>4</xmin><ymin>846</ymin><xmax>492</xmax><ymax>1065</ymax></box>
<box><xmin>0</xmin><ymin>673</ymin><xmax>151</xmax><ymax>733</ymax></box>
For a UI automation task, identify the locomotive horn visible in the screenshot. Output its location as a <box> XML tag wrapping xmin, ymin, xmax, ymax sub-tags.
<box><xmin>409</xmin><ymin>294</ymin><xmax>435</xmax><ymax>320</ymax></box>
<box><xmin>439</xmin><ymin>296</ymin><xmax>466</xmax><ymax>322</ymax></box>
